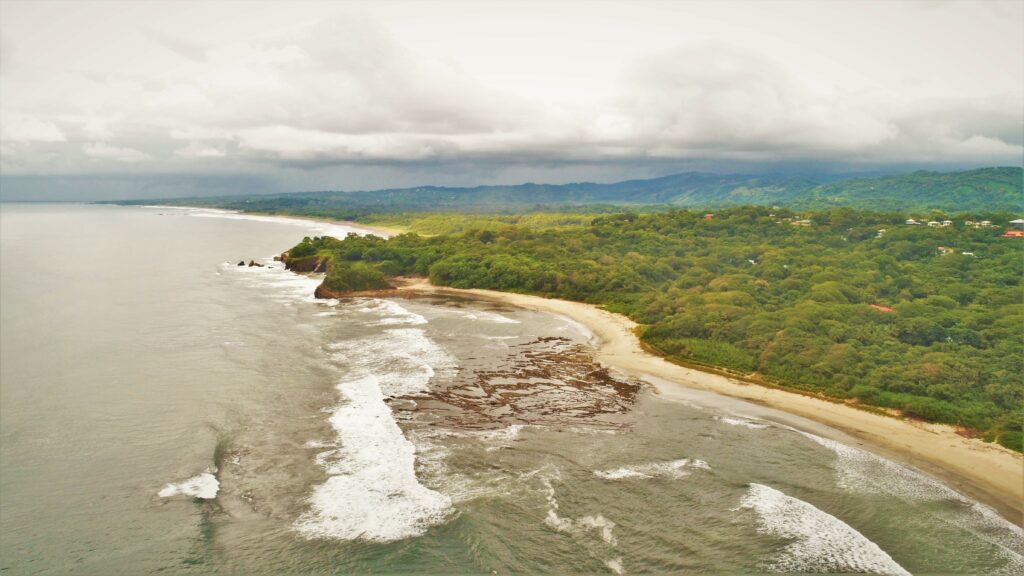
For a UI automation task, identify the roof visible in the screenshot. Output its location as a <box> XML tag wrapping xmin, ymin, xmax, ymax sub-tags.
<box><xmin>1002</xmin><ymin>230</ymin><xmax>1024</xmax><ymax>237</ymax></box>
<box><xmin>869</xmin><ymin>304</ymin><xmax>895</xmax><ymax>313</ymax></box>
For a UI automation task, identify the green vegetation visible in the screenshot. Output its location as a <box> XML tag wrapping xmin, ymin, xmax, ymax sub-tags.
<box><xmin>110</xmin><ymin>167</ymin><xmax>1022</xmax><ymax>215</ymax></box>
<box><xmin>795</xmin><ymin>167</ymin><xmax>1023</xmax><ymax>212</ymax></box>
<box><xmin>291</xmin><ymin>207</ymin><xmax>1024</xmax><ymax>451</ymax></box>
<box><xmin>361</xmin><ymin>213</ymin><xmax>598</xmax><ymax>235</ymax></box>
<box><xmin>323</xmin><ymin>261</ymin><xmax>392</xmax><ymax>293</ymax></box>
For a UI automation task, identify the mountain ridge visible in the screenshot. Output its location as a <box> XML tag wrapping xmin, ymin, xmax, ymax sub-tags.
<box><xmin>111</xmin><ymin>166</ymin><xmax>1022</xmax><ymax>214</ymax></box>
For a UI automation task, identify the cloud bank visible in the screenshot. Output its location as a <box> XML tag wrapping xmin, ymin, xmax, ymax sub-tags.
<box><xmin>1</xmin><ymin>1</ymin><xmax>1021</xmax><ymax>198</ymax></box>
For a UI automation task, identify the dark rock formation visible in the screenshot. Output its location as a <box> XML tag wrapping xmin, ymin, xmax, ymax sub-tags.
<box><xmin>283</xmin><ymin>255</ymin><xmax>327</xmax><ymax>273</ymax></box>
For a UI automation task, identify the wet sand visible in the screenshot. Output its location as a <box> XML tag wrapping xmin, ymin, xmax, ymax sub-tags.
<box><xmin>394</xmin><ymin>277</ymin><xmax>1024</xmax><ymax>526</ymax></box>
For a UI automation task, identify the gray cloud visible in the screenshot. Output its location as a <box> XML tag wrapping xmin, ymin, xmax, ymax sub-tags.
<box><xmin>0</xmin><ymin>1</ymin><xmax>1020</xmax><ymax>199</ymax></box>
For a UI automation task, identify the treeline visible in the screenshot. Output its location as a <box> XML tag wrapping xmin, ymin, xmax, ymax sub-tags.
<box><xmin>289</xmin><ymin>206</ymin><xmax>1024</xmax><ymax>450</ymax></box>
<box><xmin>361</xmin><ymin>213</ymin><xmax>599</xmax><ymax>235</ymax></box>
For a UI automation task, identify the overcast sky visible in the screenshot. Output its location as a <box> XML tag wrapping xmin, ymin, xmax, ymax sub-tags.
<box><xmin>1</xmin><ymin>0</ymin><xmax>1021</xmax><ymax>199</ymax></box>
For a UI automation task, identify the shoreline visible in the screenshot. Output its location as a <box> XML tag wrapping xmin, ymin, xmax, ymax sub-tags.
<box><xmin>389</xmin><ymin>277</ymin><xmax>1024</xmax><ymax>526</ymax></box>
<box><xmin>137</xmin><ymin>205</ymin><xmax>404</xmax><ymax>238</ymax></box>
<box><xmin>240</xmin><ymin>211</ymin><xmax>404</xmax><ymax>238</ymax></box>
<box><xmin>205</xmin><ymin>206</ymin><xmax>1022</xmax><ymax>524</ymax></box>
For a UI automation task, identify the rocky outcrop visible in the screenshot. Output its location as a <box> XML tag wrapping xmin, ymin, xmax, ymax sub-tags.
<box><xmin>281</xmin><ymin>253</ymin><xmax>328</xmax><ymax>273</ymax></box>
<box><xmin>313</xmin><ymin>278</ymin><xmax>397</xmax><ymax>300</ymax></box>
<box><xmin>313</xmin><ymin>283</ymin><xmax>346</xmax><ymax>299</ymax></box>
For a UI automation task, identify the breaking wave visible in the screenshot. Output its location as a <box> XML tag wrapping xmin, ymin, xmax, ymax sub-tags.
<box><xmin>716</xmin><ymin>416</ymin><xmax>770</xmax><ymax>429</ymax></box>
<box><xmin>738</xmin><ymin>483</ymin><xmax>910</xmax><ymax>575</ymax></box>
<box><xmin>357</xmin><ymin>299</ymin><xmax>428</xmax><ymax>326</ymax></box>
<box><xmin>798</xmin><ymin>430</ymin><xmax>1024</xmax><ymax>569</ymax></box>
<box><xmin>594</xmin><ymin>458</ymin><xmax>710</xmax><ymax>480</ymax></box>
<box><xmin>462</xmin><ymin>310</ymin><xmax>521</xmax><ymax>324</ymax></box>
<box><xmin>295</xmin><ymin>303</ymin><xmax>457</xmax><ymax>542</ymax></box>
<box><xmin>158</xmin><ymin>471</ymin><xmax>220</xmax><ymax>499</ymax></box>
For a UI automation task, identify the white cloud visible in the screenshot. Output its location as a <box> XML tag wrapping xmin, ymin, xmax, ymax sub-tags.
<box><xmin>0</xmin><ymin>113</ymin><xmax>66</xmax><ymax>142</ymax></box>
<box><xmin>0</xmin><ymin>1</ymin><xmax>1020</xmax><ymax>182</ymax></box>
<box><xmin>174</xmin><ymin>141</ymin><xmax>226</xmax><ymax>158</ymax></box>
<box><xmin>83</xmin><ymin>142</ymin><xmax>150</xmax><ymax>163</ymax></box>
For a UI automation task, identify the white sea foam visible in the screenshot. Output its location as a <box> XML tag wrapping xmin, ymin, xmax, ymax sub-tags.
<box><xmin>158</xmin><ymin>472</ymin><xmax>220</xmax><ymax>499</ymax></box>
<box><xmin>463</xmin><ymin>311</ymin><xmax>521</xmax><ymax>324</ymax></box>
<box><xmin>738</xmin><ymin>483</ymin><xmax>910</xmax><ymax>575</ymax></box>
<box><xmin>225</xmin><ymin>259</ymin><xmax>327</xmax><ymax>306</ymax></box>
<box><xmin>605</xmin><ymin>557</ymin><xmax>625</xmax><ymax>575</ymax></box>
<box><xmin>552</xmin><ymin>314</ymin><xmax>597</xmax><ymax>344</ymax></box>
<box><xmin>797</xmin><ymin>430</ymin><xmax>1024</xmax><ymax>567</ymax></box>
<box><xmin>295</xmin><ymin>375</ymin><xmax>452</xmax><ymax>542</ymax></box>
<box><xmin>542</xmin><ymin>477</ymin><xmax>618</xmax><ymax>546</ymax></box>
<box><xmin>296</xmin><ymin>323</ymin><xmax>457</xmax><ymax>541</ymax></box>
<box><xmin>477</xmin><ymin>424</ymin><xmax>530</xmax><ymax>451</ymax></box>
<box><xmin>328</xmin><ymin>328</ymin><xmax>455</xmax><ymax>397</ymax></box>
<box><xmin>594</xmin><ymin>458</ymin><xmax>710</xmax><ymax>480</ymax></box>
<box><xmin>717</xmin><ymin>416</ymin><xmax>770</xmax><ymax>429</ymax></box>
<box><xmin>405</xmin><ymin>428</ymin><xmax>517</xmax><ymax>504</ymax></box>
<box><xmin>360</xmin><ymin>299</ymin><xmax>428</xmax><ymax>326</ymax></box>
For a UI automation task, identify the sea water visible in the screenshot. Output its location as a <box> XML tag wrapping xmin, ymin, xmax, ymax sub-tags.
<box><xmin>1</xmin><ymin>204</ymin><xmax>1020</xmax><ymax>575</ymax></box>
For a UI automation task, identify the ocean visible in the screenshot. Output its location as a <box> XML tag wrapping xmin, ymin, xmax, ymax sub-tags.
<box><xmin>1</xmin><ymin>203</ymin><xmax>1020</xmax><ymax>575</ymax></box>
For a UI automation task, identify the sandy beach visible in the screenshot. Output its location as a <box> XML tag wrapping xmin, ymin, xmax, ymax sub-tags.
<box><xmin>393</xmin><ymin>277</ymin><xmax>1024</xmax><ymax>525</ymax></box>
<box><xmin>242</xmin><ymin>211</ymin><xmax>404</xmax><ymax>238</ymax></box>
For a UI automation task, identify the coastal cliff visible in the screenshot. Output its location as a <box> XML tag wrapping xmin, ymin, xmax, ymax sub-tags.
<box><xmin>280</xmin><ymin>251</ymin><xmax>329</xmax><ymax>273</ymax></box>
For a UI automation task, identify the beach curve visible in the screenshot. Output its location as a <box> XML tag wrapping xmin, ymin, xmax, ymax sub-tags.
<box><xmin>392</xmin><ymin>277</ymin><xmax>1024</xmax><ymax>526</ymax></box>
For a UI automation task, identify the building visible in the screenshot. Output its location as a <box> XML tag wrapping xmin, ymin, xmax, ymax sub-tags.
<box><xmin>927</xmin><ymin>221</ymin><xmax>941</xmax><ymax>227</ymax></box>
<box><xmin>1002</xmin><ymin>230</ymin><xmax>1024</xmax><ymax>238</ymax></box>
<box><xmin>941</xmin><ymin>220</ymin><xmax>953</xmax><ymax>227</ymax></box>
<box><xmin>906</xmin><ymin>219</ymin><xmax>920</xmax><ymax>225</ymax></box>
<box><xmin>869</xmin><ymin>304</ymin><xmax>894</xmax><ymax>313</ymax></box>
<box><xmin>1010</xmin><ymin>219</ymin><xmax>1024</xmax><ymax>228</ymax></box>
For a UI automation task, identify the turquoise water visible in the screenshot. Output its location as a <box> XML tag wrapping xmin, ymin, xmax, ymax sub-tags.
<box><xmin>1</xmin><ymin>204</ymin><xmax>1020</xmax><ymax>575</ymax></box>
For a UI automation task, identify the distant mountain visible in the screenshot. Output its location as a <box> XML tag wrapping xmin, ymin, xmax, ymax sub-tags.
<box><xmin>795</xmin><ymin>167</ymin><xmax>1023</xmax><ymax>212</ymax></box>
<box><xmin>113</xmin><ymin>167</ymin><xmax>1022</xmax><ymax>214</ymax></box>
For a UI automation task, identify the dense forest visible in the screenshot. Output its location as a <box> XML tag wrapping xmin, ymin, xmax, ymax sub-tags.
<box><xmin>112</xmin><ymin>167</ymin><xmax>1022</xmax><ymax>215</ymax></box>
<box><xmin>286</xmin><ymin>207</ymin><xmax>1024</xmax><ymax>451</ymax></box>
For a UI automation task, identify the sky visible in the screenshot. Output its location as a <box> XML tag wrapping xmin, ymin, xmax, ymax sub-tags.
<box><xmin>1</xmin><ymin>0</ymin><xmax>1022</xmax><ymax>200</ymax></box>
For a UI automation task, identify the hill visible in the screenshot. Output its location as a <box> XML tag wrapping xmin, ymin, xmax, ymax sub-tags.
<box><xmin>111</xmin><ymin>167</ymin><xmax>1022</xmax><ymax>215</ymax></box>
<box><xmin>795</xmin><ymin>167</ymin><xmax>1023</xmax><ymax>212</ymax></box>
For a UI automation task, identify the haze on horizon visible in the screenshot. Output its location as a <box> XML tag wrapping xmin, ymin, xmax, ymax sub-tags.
<box><xmin>1</xmin><ymin>0</ymin><xmax>1021</xmax><ymax>200</ymax></box>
